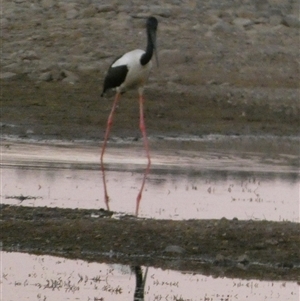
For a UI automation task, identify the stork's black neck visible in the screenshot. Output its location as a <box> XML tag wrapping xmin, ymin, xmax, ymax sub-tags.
<box><xmin>140</xmin><ymin>30</ymin><xmax>154</xmax><ymax>66</ymax></box>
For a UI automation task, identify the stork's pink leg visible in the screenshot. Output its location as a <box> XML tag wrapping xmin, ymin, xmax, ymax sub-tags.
<box><xmin>100</xmin><ymin>92</ymin><xmax>121</xmax><ymax>211</ymax></box>
<box><xmin>136</xmin><ymin>93</ymin><xmax>151</xmax><ymax>215</ymax></box>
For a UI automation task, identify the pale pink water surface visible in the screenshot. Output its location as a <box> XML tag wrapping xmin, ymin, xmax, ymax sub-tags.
<box><xmin>1</xmin><ymin>251</ymin><xmax>299</xmax><ymax>301</ymax></box>
<box><xmin>1</xmin><ymin>138</ymin><xmax>299</xmax><ymax>221</ymax></box>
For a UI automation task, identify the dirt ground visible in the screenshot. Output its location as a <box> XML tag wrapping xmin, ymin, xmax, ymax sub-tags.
<box><xmin>1</xmin><ymin>205</ymin><xmax>299</xmax><ymax>282</ymax></box>
<box><xmin>1</xmin><ymin>1</ymin><xmax>299</xmax><ymax>139</ymax></box>
<box><xmin>1</xmin><ymin>74</ymin><xmax>299</xmax><ymax>140</ymax></box>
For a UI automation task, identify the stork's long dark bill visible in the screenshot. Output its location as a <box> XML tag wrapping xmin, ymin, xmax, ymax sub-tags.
<box><xmin>154</xmin><ymin>48</ymin><xmax>159</xmax><ymax>67</ymax></box>
<box><xmin>151</xmin><ymin>31</ymin><xmax>159</xmax><ymax>67</ymax></box>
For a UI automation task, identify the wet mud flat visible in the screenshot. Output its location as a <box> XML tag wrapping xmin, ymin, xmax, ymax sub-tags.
<box><xmin>1</xmin><ymin>205</ymin><xmax>299</xmax><ymax>282</ymax></box>
<box><xmin>1</xmin><ymin>75</ymin><xmax>300</xmax><ymax>141</ymax></box>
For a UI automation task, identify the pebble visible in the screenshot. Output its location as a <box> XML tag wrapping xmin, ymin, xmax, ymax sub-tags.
<box><xmin>41</xmin><ymin>0</ymin><xmax>55</xmax><ymax>9</ymax></box>
<box><xmin>62</xmin><ymin>70</ymin><xmax>79</xmax><ymax>84</ymax></box>
<box><xmin>237</xmin><ymin>254</ymin><xmax>250</xmax><ymax>265</ymax></box>
<box><xmin>96</xmin><ymin>4</ymin><xmax>116</xmax><ymax>13</ymax></box>
<box><xmin>66</xmin><ymin>8</ymin><xmax>79</xmax><ymax>19</ymax></box>
<box><xmin>214</xmin><ymin>254</ymin><xmax>232</xmax><ymax>266</ymax></box>
<box><xmin>210</xmin><ymin>20</ymin><xmax>233</xmax><ymax>34</ymax></box>
<box><xmin>281</xmin><ymin>14</ymin><xmax>300</xmax><ymax>28</ymax></box>
<box><xmin>269</xmin><ymin>15</ymin><xmax>283</xmax><ymax>26</ymax></box>
<box><xmin>164</xmin><ymin>245</ymin><xmax>185</xmax><ymax>254</ymax></box>
<box><xmin>149</xmin><ymin>6</ymin><xmax>171</xmax><ymax>18</ymax></box>
<box><xmin>232</xmin><ymin>18</ymin><xmax>253</xmax><ymax>28</ymax></box>
<box><xmin>81</xmin><ymin>6</ymin><xmax>97</xmax><ymax>18</ymax></box>
<box><xmin>77</xmin><ymin>61</ymin><xmax>103</xmax><ymax>72</ymax></box>
<box><xmin>39</xmin><ymin>71</ymin><xmax>52</xmax><ymax>82</ymax></box>
<box><xmin>0</xmin><ymin>72</ymin><xmax>17</xmax><ymax>80</ymax></box>
<box><xmin>20</xmin><ymin>50</ymin><xmax>39</xmax><ymax>60</ymax></box>
<box><xmin>159</xmin><ymin>49</ymin><xmax>187</xmax><ymax>66</ymax></box>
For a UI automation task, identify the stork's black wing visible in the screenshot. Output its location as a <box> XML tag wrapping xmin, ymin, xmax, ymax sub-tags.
<box><xmin>101</xmin><ymin>61</ymin><xmax>128</xmax><ymax>96</ymax></box>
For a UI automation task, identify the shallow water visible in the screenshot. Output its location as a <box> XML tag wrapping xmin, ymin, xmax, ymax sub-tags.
<box><xmin>1</xmin><ymin>137</ymin><xmax>299</xmax><ymax>299</ymax></box>
<box><xmin>2</xmin><ymin>251</ymin><xmax>299</xmax><ymax>301</ymax></box>
<box><xmin>1</xmin><ymin>137</ymin><xmax>299</xmax><ymax>221</ymax></box>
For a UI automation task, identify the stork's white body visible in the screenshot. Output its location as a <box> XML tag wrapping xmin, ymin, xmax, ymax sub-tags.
<box><xmin>112</xmin><ymin>49</ymin><xmax>153</xmax><ymax>93</ymax></box>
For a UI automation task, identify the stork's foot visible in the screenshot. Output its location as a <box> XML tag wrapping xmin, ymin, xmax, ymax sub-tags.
<box><xmin>135</xmin><ymin>192</ymin><xmax>142</xmax><ymax>216</ymax></box>
<box><xmin>104</xmin><ymin>194</ymin><xmax>110</xmax><ymax>211</ymax></box>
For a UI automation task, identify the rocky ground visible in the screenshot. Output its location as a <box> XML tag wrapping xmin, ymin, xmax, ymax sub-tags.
<box><xmin>1</xmin><ymin>0</ymin><xmax>299</xmax><ymax>139</ymax></box>
<box><xmin>1</xmin><ymin>205</ymin><xmax>300</xmax><ymax>281</ymax></box>
<box><xmin>1</xmin><ymin>0</ymin><xmax>299</xmax><ymax>281</ymax></box>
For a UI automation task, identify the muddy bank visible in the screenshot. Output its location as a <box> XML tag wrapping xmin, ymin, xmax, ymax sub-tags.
<box><xmin>1</xmin><ymin>75</ymin><xmax>300</xmax><ymax>141</ymax></box>
<box><xmin>1</xmin><ymin>205</ymin><xmax>299</xmax><ymax>281</ymax></box>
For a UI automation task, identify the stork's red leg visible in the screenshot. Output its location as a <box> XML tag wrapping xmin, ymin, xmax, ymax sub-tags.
<box><xmin>136</xmin><ymin>93</ymin><xmax>151</xmax><ymax>215</ymax></box>
<box><xmin>100</xmin><ymin>92</ymin><xmax>121</xmax><ymax>211</ymax></box>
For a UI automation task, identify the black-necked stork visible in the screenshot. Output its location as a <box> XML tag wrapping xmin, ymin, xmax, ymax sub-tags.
<box><xmin>100</xmin><ymin>16</ymin><xmax>158</xmax><ymax>216</ymax></box>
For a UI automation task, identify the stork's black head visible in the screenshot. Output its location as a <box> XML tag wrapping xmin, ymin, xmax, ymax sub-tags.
<box><xmin>147</xmin><ymin>17</ymin><xmax>158</xmax><ymax>32</ymax></box>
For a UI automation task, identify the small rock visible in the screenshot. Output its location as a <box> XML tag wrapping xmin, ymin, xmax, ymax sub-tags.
<box><xmin>215</xmin><ymin>254</ymin><xmax>225</xmax><ymax>263</ymax></box>
<box><xmin>211</xmin><ymin>20</ymin><xmax>232</xmax><ymax>34</ymax></box>
<box><xmin>281</xmin><ymin>15</ymin><xmax>300</xmax><ymax>28</ymax></box>
<box><xmin>118</xmin><ymin>5</ymin><xmax>131</xmax><ymax>14</ymax></box>
<box><xmin>214</xmin><ymin>254</ymin><xmax>232</xmax><ymax>266</ymax></box>
<box><xmin>132</xmin><ymin>13</ymin><xmax>153</xmax><ymax>19</ymax></box>
<box><xmin>81</xmin><ymin>6</ymin><xmax>97</xmax><ymax>18</ymax></box>
<box><xmin>51</xmin><ymin>68</ymin><xmax>64</xmax><ymax>81</ymax></box>
<box><xmin>159</xmin><ymin>49</ymin><xmax>187</xmax><ymax>66</ymax></box>
<box><xmin>21</xmin><ymin>50</ymin><xmax>39</xmax><ymax>60</ymax></box>
<box><xmin>39</xmin><ymin>71</ymin><xmax>52</xmax><ymax>81</ymax></box>
<box><xmin>91</xmin><ymin>213</ymin><xmax>99</xmax><ymax>218</ymax></box>
<box><xmin>237</xmin><ymin>263</ymin><xmax>248</xmax><ymax>270</ymax></box>
<box><xmin>149</xmin><ymin>6</ymin><xmax>171</xmax><ymax>18</ymax></box>
<box><xmin>66</xmin><ymin>8</ymin><xmax>79</xmax><ymax>20</ymax></box>
<box><xmin>41</xmin><ymin>0</ymin><xmax>55</xmax><ymax>9</ymax></box>
<box><xmin>77</xmin><ymin>62</ymin><xmax>102</xmax><ymax>72</ymax></box>
<box><xmin>206</xmin><ymin>80</ymin><xmax>219</xmax><ymax>85</ymax></box>
<box><xmin>3</xmin><ymin>63</ymin><xmax>20</xmax><ymax>72</ymax></box>
<box><xmin>219</xmin><ymin>217</ymin><xmax>229</xmax><ymax>225</ymax></box>
<box><xmin>266</xmin><ymin>238</ymin><xmax>279</xmax><ymax>245</ymax></box>
<box><xmin>237</xmin><ymin>254</ymin><xmax>250</xmax><ymax>265</ymax></box>
<box><xmin>26</xmin><ymin>129</ymin><xmax>34</xmax><ymax>135</ymax></box>
<box><xmin>269</xmin><ymin>15</ymin><xmax>282</xmax><ymax>26</ymax></box>
<box><xmin>96</xmin><ymin>4</ymin><xmax>116</xmax><ymax>13</ymax></box>
<box><xmin>62</xmin><ymin>70</ymin><xmax>79</xmax><ymax>84</ymax></box>
<box><xmin>164</xmin><ymin>245</ymin><xmax>185</xmax><ymax>254</ymax></box>
<box><xmin>232</xmin><ymin>18</ymin><xmax>253</xmax><ymax>28</ymax></box>
<box><xmin>0</xmin><ymin>72</ymin><xmax>17</xmax><ymax>80</ymax></box>
<box><xmin>218</xmin><ymin>10</ymin><xmax>234</xmax><ymax>23</ymax></box>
